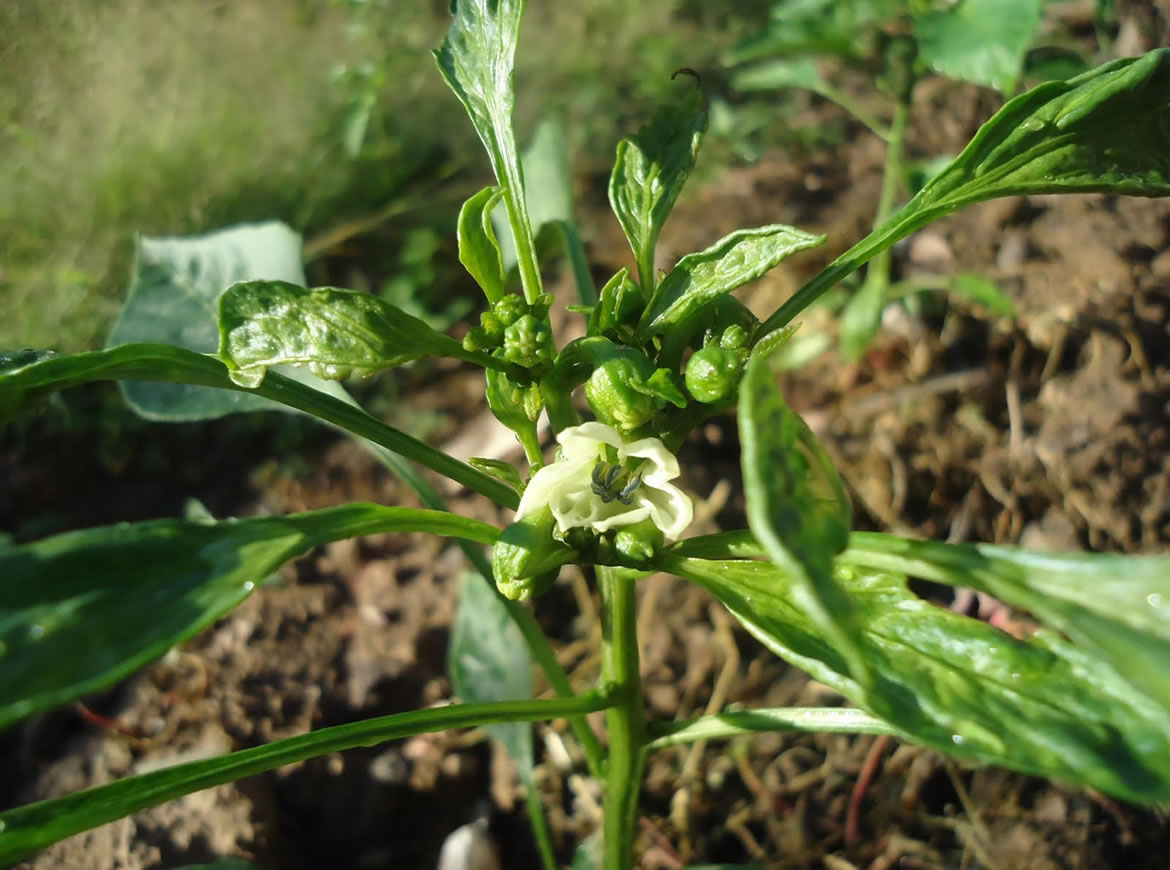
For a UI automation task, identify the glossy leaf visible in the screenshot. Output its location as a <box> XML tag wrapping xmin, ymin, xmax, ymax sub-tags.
<box><xmin>0</xmin><ymin>693</ymin><xmax>608</xmax><ymax>866</ymax></box>
<box><xmin>106</xmin><ymin>221</ymin><xmax>311</xmax><ymax>419</ymax></box>
<box><xmin>435</xmin><ymin>0</ymin><xmax>541</xmax><ymax>300</ymax></box>
<box><xmin>664</xmin><ymin>554</ymin><xmax>1170</xmax><ymax>804</ymax></box>
<box><xmin>738</xmin><ymin>351</ymin><xmax>866</xmax><ymax>682</ymax></box>
<box><xmin>0</xmin><ymin>504</ymin><xmax>499</xmax><ymax>731</ymax></box>
<box><xmin>638</xmin><ymin>224</ymin><xmax>824</xmax><ymax>339</ymax></box>
<box><xmin>841</xmin><ymin>533</ymin><xmax>1170</xmax><ymax>714</ymax></box>
<box><xmin>0</xmin><ymin>344</ymin><xmax>519</xmax><ymax>508</ymax></box>
<box><xmin>217</xmin><ymin>280</ymin><xmax>499</xmax><ymax>389</ymax></box>
<box><xmin>609</xmin><ymin>84</ymin><xmax>707</xmax><ymax>289</ymax></box>
<box><xmin>458</xmin><ymin>186</ymin><xmax>507</xmax><ymax>303</ymax></box>
<box><xmin>647</xmin><ymin>707</ymin><xmax>895</xmax><ymax>750</ymax></box>
<box><xmin>914</xmin><ymin>0</ymin><xmax>1043</xmax><ymax>94</ymax></box>
<box><xmin>758</xmin><ymin>48</ymin><xmax>1170</xmax><ymax>339</ymax></box>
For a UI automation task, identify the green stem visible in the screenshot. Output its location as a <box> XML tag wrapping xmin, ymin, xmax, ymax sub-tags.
<box><xmin>598</xmin><ymin>566</ymin><xmax>648</xmax><ymax>870</ymax></box>
<box><xmin>861</xmin><ymin>96</ymin><xmax>912</xmax><ymax>297</ymax></box>
<box><xmin>522</xmin><ymin>769</ymin><xmax>559</xmax><ymax>870</ymax></box>
<box><xmin>496</xmin><ymin>130</ymin><xmax>544</xmax><ymax>307</ymax></box>
<box><xmin>0</xmin><ymin>693</ymin><xmax>612</xmax><ymax>867</ymax></box>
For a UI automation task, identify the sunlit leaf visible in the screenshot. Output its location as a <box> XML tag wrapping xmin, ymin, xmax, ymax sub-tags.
<box><xmin>0</xmin><ymin>504</ymin><xmax>499</xmax><ymax>731</ymax></box>
<box><xmin>841</xmin><ymin>533</ymin><xmax>1170</xmax><ymax>714</ymax></box>
<box><xmin>758</xmin><ymin>48</ymin><xmax>1170</xmax><ymax>338</ymax></box>
<box><xmin>458</xmin><ymin>186</ymin><xmax>507</xmax><ymax>303</ymax></box>
<box><xmin>637</xmin><ymin>224</ymin><xmax>824</xmax><ymax>339</ymax></box>
<box><xmin>106</xmin><ymin>221</ymin><xmax>312</xmax><ymax>419</ymax></box>
<box><xmin>914</xmin><ymin>0</ymin><xmax>1043</xmax><ymax>94</ymax></box>
<box><xmin>0</xmin><ymin>693</ymin><xmax>607</xmax><ymax>866</ymax></box>
<box><xmin>217</xmin><ymin>280</ymin><xmax>500</xmax><ymax>389</ymax></box>
<box><xmin>738</xmin><ymin>351</ymin><xmax>866</xmax><ymax>682</ymax></box>
<box><xmin>609</xmin><ymin>84</ymin><xmax>707</xmax><ymax>288</ymax></box>
<box><xmin>664</xmin><ymin>554</ymin><xmax>1170</xmax><ymax>804</ymax></box>
<box><xmin>0</xmin><ymin>344</ymin><xmax>519</xmax><ymax>508</ymax></box>
<box><xmin>435</xmin><ymin>0</ymin><xmax>541</xmax><ymax>297</ymax></box>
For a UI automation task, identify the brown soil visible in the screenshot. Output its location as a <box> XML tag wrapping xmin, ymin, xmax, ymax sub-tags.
<box><xmin>5</xmin><ymin>29</ymin><xmax>1170</xmax><ymax>870</ymax></box>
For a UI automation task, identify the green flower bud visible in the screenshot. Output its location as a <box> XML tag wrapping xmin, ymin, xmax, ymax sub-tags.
<box><xmin>685</xmin><ymin>346</ymin><xmax>747</xmax><ymax>403</ymax></box>
<box><xmin>611</xmin><ymin>518</ymin><xmax>664</xmax><ymax>568</ymax></box>
<box><xmin>492</xmin><ymin>294</ymin><xmax>528</xmax><ymax>327</ymax></box>
<box><xmin>585</xmin><ymin>352</ymin><xmax>656</xmax><ymax>431</ymax></box>
<box><xmin>502</xmin><ymin>314</ymin><xmax>553</xmax><ymax>368</ymax></box>
<box><xmin>719</xmin><ymin>323</ymin><xmax>749</xmax><ymax>351</ymax></box>
<box><xmin>492</xmin><ymin>506</ymin><xmax>575</xmax><ymax>601</ymax></box>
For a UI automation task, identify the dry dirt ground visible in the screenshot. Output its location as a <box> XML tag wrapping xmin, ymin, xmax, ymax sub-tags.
<box><xmin>4</xmin><ymin>34</ymin><xmax>1170</xmax><ymax>870</ymax></box>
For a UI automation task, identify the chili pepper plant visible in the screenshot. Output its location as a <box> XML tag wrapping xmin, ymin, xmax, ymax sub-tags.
<box><xmin>2</xmin><ymin>2</ymin><xmax>1170</xmax><ymax>868</ymax></box>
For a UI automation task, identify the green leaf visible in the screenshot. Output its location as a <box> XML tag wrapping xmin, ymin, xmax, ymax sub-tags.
<box><xmin>0</xmin><ymin>693</ymin><xmax>608</xmax><ymax>866</ymax></box>
<box><xmin>435</xmin><ymin>0</ymin><xmax>542</xmax><ymax>301</ymax></box>
<box><xmin>0</xmin><ymin>344</ymin><xmax>519</xmax><ymax>508</ymax></box>
<box><xmin>467</xmin><ymin>457</ymin><xmax>524</xmax><ymax>494</ymax></box>
<box><xmin>731</xmin><ymin>57</ymin><xmax>826</xmax><ymax>93</ymax></box>
<box><xmin>647</xmin><ymin>707</ymin><xmax>895</xmax><ymax>750</ymax></box>
<box><xmin>664</xmin><ymin>555</ymin><xmax>1170</xmax><ymax>804</ymax></box>
<box><xmin>458</xmin><ymin>186</ymin><xmax>507</xmax><ymax>303</ymax></box>
<box><xmin>914</xmin><ymin>0</ymin><xmax>1043</xmax><ymax>94</ymax></box>
<box><xmin>638</xmin><ymin>225</ymin><xmax>824</xmax><ymax>339</ymax></box>
<box><xmin>217</xmin><ymin>280</ymin><xmax>503</xmax><ymax>389</ymax></box>
<box><xmin>451</xmin><ymin>571</ymin><xmax>535</xmax><ymax>771</ymax></box>
<box><xmin>725</xmin><ymin>0</ymin><xmax>898</xmax><ymax>64</ymax></box>
<box><xmin>0</xmin><ymin>504</ymin><xmax>498</xmax><ymax>731</ymax></box>
<box><xmin>609</xmin><ymin>85</ymin><xmax>707</xmax><ymax>290</ymax></box>
<box><xmin>841</xmin><ymin>533</ymin><xmax>1170</xmax><ymax>715</ymax></box>
<box><xmin>757</xmin><ymin>48</ymin><xmax>1170</xmax><ymax>339</ymax></box>
<box><xmin>838</xmin><ymin>277</ymin><xmax>885</xmax><ymax>361</ymax></box>
<box><xmin>106</xmin><ymin>221</ymin><xmax>309</xmax><ymax>420</ymax></box>
<box><xmin>738</xmin><ymin>351</ymin><xmax>866</xmax><ymax>683</ymax></box>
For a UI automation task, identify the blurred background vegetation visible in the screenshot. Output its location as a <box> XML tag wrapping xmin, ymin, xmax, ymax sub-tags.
<box><xmin>0</xmin><ymin>0</ymin><xmax>770</xmax><ymax>352</ymax></box>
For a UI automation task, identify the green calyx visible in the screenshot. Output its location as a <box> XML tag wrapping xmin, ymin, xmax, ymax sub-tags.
<box><xmin>492</xmin><ymin>506</ymin><xmax>575</xmax><ymax>601</ymax></box>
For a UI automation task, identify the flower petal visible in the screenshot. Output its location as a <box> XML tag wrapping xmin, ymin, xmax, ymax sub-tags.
<box><xmin>516</xmin><ymin>456</ymin><xmax>592</xmax><ymax>521</ymax></box>
<box><xmin>558</xmin><ymin>421</ymin><xmax>623</xmax><ymax>460</ymax></box>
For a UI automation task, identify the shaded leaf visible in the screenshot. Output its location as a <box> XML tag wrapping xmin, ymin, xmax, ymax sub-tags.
<box><xmin>609</xmin><ymin>85</ymin><xmax>707</xmax><ymax>285</ymax></box>
<box><xmin>0</xmin><ymin>504</ymin><xmax>499</xmax><ymax>731</ymax></box>
<box><xmin>914</xmin><ymin>0</ymin><xmax>1043</xmax><ymax>94</ymax></box>
<box><xmin>106</xmin><ymin>221</ymin><xmax>310</xmax><ymax>420</ymax></box>
<box><xmin>738</xmin><ymin>351</ymin><xmax>865</xmax><ymax>682</ymax></box>
<box><xmin>0</xmin><ymin>344</ymin><xmax>519</xmax><ymax>508</ymax></box>
<box><xmin>638</xmin><ymin>225</ymin><xmax>824</xmax><ymax>339</ymax></box>
<box><xmin>664</xmin><ymin>554</ymin><xmax>1170</xmax><ymax>804</ymax></box>
<box><xmin>838</xmin><ymin>278</ymin><xmax>885</xmax><ymax>362</ymax></box>
<box><xmin>217</xmin><ymin>280</ymin><xmax>497</xmax><ymax>389</ymax></box>
<box><xmin>451</xmin><ymin>572</ymin><xmax>534</xmax><ymax>773</ymax></box>
<box><xmin>731</xmin><ymin>57</ymin><xmax>826</xmax><ymax>93</ymax></box>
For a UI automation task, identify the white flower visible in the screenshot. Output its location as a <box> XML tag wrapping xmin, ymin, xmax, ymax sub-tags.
<box><xmin>516</xmin><ymin>422</ymin><xmax>693</xmax><ymax>540</ymax></box>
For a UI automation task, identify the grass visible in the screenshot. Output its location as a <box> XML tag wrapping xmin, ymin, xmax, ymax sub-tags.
<box><xmin>0</xmin><ymin>0</ymin><xmax>764</xmax><ymax>352</ymax></box>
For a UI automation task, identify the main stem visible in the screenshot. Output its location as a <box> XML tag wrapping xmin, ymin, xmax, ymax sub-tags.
<box><xmin>860</xmin><ymin>96</ymin><xmax>911</xmax><ymax>298</ymax></box>
<box><xmin>598</xmin><ymin>566</ymin><xmax>648</xmax><ymax>870</ymax></box>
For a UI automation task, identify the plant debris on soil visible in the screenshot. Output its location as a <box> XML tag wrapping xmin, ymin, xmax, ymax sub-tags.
<box><xmin>5</xmin><ymin>36</ymin><xmax>1170</xmax><ymax>870</ymax></box>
